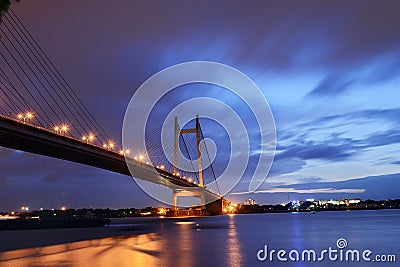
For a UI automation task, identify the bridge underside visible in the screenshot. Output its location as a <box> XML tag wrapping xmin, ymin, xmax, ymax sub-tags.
<box><xmin>0</xmin><ymin>116</ymin><xmax>224</xmax><ymax>212</ymax></box>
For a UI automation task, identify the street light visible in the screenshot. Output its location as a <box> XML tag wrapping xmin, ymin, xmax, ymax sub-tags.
<box><xmin>54</xmin><ymin>124</ymin><xmax>69</xmax><ymax>135</ymax></box>
<box><xmin>59</xmin><ymin>125</ymin><xmax>68</xmax><ymax>134</ymax></box>
<box><xmin>82</xmin><ymin>133</ymin><xmax>95</xmax><ymax>144</ymax></box>
<box><xmin>17</xmin><ymin>112</ymin><xmax>34</xmax><ymax>123</ymax></box>
<box><xmin>109</xmin><ymin>141</ymin><xmax>115</xmax><ymax>150</ymax></box>
<box><xmin>119</xmin><ymin>149</ymin><xmax>131</xmax><ymax>156</ymax></box>
<box><xmin>103</xmin><ymin>141</ymin><xmax>115</xmax><ymax>150</ymax></box>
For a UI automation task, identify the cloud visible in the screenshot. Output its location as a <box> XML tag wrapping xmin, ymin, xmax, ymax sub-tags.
<box><xmin>308</xmin><ymin>71</ymin><xmax>356</xmax><ymax>97</ymax></box>
<box><xmin>268</xmin><ymin>158</ymin><xmax>307</xmax><ymax>176</ymax></box>
<box><xmin>277</xmin><ymin>142</ymin><xmax>357</xmax><ymax>162</ymax></box>
<box><xmin>3</xmin><ymin>0</ymin><xmax>399</xmax><ymax>209</ymax></box>
<box><xmin>307</xmin><ymin>52</ymin><xmax>400</xmax><ymax>97</ymax></box>
<box><xmin>275</xmin><ymin>107</ymin><xmax>400</xmax><ymax>165</ymax></box>
<box><xmin>231</xmin><ymin>173</ymin><xmax>400</xmax><ymax>202</ymax></box>
<box><xmin>364</xmin><ymin>129</ymin><xmax>400</xmax><ymax>148</ymax></box>
<box><xmin>230</xmin><ymin>188</ymin><xmax>365</xmax><ymax>195</ymax></box>
<box><xmin>0</xmin><ymin>177</ymin><xmax>8</xmax><ymax>186</ymax></box>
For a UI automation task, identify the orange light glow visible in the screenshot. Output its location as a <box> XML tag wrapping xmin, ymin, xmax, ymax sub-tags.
<box><xmin>61</xmin><ymin>125</ymin><xmax>69</xmax><ymax>132</ymax></box>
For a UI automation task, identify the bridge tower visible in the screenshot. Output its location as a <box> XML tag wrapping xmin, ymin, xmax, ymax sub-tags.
<box><xmin>172</xmin><ymin>115</ymin><xmax>206</xmax><ymax>214</ymax></box>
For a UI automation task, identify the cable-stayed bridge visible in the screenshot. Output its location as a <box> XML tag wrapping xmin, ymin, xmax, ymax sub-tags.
<box><xmin>0</xmin><ymin>9</ymin><xmax>229</xmax><ymax>215</ymax></box>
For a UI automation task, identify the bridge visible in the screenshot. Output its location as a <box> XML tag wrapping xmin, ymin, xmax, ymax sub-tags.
<box><xmin>0</xmin><ymin>9</ymin><xmax>231</xmax><ymax>215</ymax></box>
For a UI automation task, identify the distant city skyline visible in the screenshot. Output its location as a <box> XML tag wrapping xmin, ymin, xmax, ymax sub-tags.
<box><xmin>0</xmin><ymin>0</ymin><xmax>400</xmax><ymax>211</ymax></box>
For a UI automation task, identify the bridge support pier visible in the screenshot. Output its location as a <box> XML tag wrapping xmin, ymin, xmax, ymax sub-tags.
<box><xmin>170</xmin><ymin>188</ymin><xmax>230</xmax><ymax>216</ymax></box>
<box><xmin>171</xmin><ymin>188</ymin><xmax>206</xmax><ymax>216</ymax></box>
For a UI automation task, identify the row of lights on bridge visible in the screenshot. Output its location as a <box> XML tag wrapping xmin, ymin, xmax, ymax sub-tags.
<box><xmin>17</xmin><ymin>112</ymin><xmax>34</xmax><ymax>123</ymax></box>
<box><xmin>14</xmin><ymin>111</ymin><xmax>199</xmax><ymax>185</ymax></box>
<box><xmin>16</xmin><ymin>112</ymin><xmax>126</xmax><ymax>153</ymax></box>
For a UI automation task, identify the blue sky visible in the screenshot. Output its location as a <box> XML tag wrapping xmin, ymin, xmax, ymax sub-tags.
<box><xmin>0</xmin><ymin>0</ymin><xmax>399</xmax><ymax>210</ymax></box>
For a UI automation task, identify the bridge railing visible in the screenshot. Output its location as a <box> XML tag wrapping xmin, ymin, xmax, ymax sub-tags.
<box><xmin>0</xmin><ymin>113</ymin><xmax>206</xmax><ymax>188</ymax></box>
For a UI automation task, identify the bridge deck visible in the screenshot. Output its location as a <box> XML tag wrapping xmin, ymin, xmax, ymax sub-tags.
<box><xmin>0</xmin><ymin>115</ymin><xmax>221</xmax><ymax>201</ymax></box>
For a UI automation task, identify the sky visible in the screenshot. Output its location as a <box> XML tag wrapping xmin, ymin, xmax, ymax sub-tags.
<box><xmin>0</xmin><ymin>0</ymin><xmax>400</xmax><ymax>211</ymax></box>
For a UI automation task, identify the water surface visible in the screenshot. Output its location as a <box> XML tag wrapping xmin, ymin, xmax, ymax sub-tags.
<box><xmin>0</xmin><ymin>210</ymin><xmax>398</xmax><ymax>266</ymax></box>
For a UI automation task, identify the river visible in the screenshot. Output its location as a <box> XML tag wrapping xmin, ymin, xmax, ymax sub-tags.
<box><xmin>0</xmin><ymin>209</ymin><xmax>398</xmax><ymax>266</ymax></box>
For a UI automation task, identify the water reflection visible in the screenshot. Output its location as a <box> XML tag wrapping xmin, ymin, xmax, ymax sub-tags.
<box><xmin>0</xmin><ymin>232</ymin><xmax>164</xmax><ymax>267</ymax></box>
<box><xmin>0</xmin><ymin>210</ymin><xmax>398</xmax><ymax>266</ymax></box>
<box><xmin>291</xmin><ymin>212</ymin><xmax>304</xmax><ymax>250</ymax></box>
<box><xmin>168</xmin><ymin>222</ymin><xmax>194</xmax><ymax>267</ymax></box>
<box><xmin>0</xmin><ymin>218</ymin><xmax>200</xmax><ymax>267</ymax></box>
<box><xmin>226</xmin><ymin>214</ymin><xmax>242</xmax><ymax>267</ymax></box>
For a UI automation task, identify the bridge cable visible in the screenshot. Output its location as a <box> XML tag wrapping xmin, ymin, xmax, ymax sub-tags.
<box><xmin>0</xmin><ymin>39</ymin><xmax>61</xmax><ymax>126</ymax></box>
<box><xmin>0</xmin><ymin>76</ymin><xmax>20</xmax><ymax>113</ymax></box>
<box><xmin>0</xmin><ymin>84</ymin><xmax>19</xmax><ymax>113</ymax></box>
<box><xmin>0</xmin><ymin>20</ymin><xmax>88</xmax><ymax>137</ymax></box>
<box><xmin>0</xmin><ymin>69</ymin><xmax>50</xmax><ymax>125</ymax></box>
<box><xmin>0</xmin><ymin>47</ymin><xmax>53</xmax><ymax>127</ymax></box>
<box><xmin>177</xmin><ymin>122</ymin><xmax>199</xmax><ymax>183</ymax></box>
<box><xmin>0</xmin><ymin>27</ymin><xmax>83</xmax><ymax>134</ymax></box>
<box><xmin>0</xmin><ymin>62</ymin><xmax>37</xmax><ymax>114</ymax></box>
<box><xmin>2</xmin><ymin>13</ymin><xmax>99</xmax><ymax>139</ymax></box>
<box><xmin>199</xmin><ymin>123</ymin><xmax>221</xmax><ymax>195</ymax></box>
<box><xmin>3</xmin><ymin>12</ymin><xmax>103</xmax><ymax>140</ymax></box>
<box><xmin>8</xmin><ymin>10</ymin><xmax>111</xmax><ymax>142</ymax></box>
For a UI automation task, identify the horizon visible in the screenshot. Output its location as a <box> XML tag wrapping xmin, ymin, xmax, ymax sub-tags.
<box><xmin>1</xmin><ymin>194</ymin><xmax>399</xmax><ymax>213</ymax></box>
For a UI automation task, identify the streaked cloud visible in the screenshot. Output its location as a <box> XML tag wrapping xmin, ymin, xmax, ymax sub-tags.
<box><xmin>0</xmin><ymin>0</ymin><xmax>398</xmax><ymax>209</ymax></box>
<box><xmin>230</xmin><ymin>188</ymin><xmax>365</xmax><ymax>195</ymax></box>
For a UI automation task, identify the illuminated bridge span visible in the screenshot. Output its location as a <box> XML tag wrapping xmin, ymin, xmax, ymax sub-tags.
<box><xmin>0</xmin><ymin>9</ymin><xmax>230</xmax><ymax>215</ymax></box>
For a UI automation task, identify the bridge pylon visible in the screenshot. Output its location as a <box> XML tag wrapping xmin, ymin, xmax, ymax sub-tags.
<box><xmin>172</xmin><ymin>115</ymin><xmax>206</xmax><ymax>214</ymax></box>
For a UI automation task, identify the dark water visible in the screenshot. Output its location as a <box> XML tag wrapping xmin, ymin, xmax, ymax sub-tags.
<box><xmin>0</xmin><ymin>209</ymin><xmax>398</xmax><ymax>267</ymax></box>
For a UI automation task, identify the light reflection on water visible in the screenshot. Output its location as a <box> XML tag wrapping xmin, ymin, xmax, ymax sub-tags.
<box><xmin>0</xmin><ymin>210</ymin><xmax>399</xmax><ymax>266</ymax></box>
<box><xmin>227</xmin><ymin>215</ymin><xmax>242</xmax><ymax>267</ymax></box>
<box><xmin>0</xmin><ymin>233</ymin><xmax>165</xmax><ymax>267</ymax></box>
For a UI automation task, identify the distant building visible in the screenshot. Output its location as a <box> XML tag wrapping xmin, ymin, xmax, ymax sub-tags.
<box><xmin>244</xmin><ymin>199</ymin><xmax>257</xmax><ymax>205</ymax></box>
<box><xmin>318</xmin><ymin>198</ymin><xmax>361</xmax><ymax>206</ymax></box>
<box><xmin>348</xmin><ymin>198</ymin><xmax>361</xmax><ymax>204</ymax></box>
